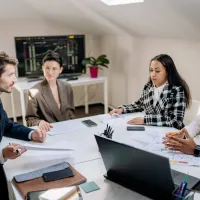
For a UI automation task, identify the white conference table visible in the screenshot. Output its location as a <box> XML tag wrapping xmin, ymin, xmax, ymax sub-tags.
<box><xmin>10</xmin><ymin>75</ymin><xmax>108</xmax><ymax>125</ymax></box>
<box><xmin>2</xmin><ymin>113</ymin><xmax>200</xmax><ymax>200</ymax></box>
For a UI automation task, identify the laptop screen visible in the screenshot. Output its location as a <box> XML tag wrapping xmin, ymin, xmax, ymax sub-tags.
<box><xmin>95</xmin><ymin>135</ymin><xmax>175</xmax><ymax>197</ymax></box>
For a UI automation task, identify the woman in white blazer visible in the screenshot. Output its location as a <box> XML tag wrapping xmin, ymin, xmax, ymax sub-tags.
<box><xmin>163</xmin><ymin>116</ymin><xmax>200</xmax><ymax>155</ymax></box>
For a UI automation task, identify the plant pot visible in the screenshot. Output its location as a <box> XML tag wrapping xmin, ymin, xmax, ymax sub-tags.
<box><xmin>89</xmin><ymin>67</ymin><xmax>98</xmax><ymax>78</ymax></box>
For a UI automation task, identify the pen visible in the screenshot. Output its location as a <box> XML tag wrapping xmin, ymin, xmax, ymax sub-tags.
<box><xmin>9</xmin><ymin>143</ymin><xmax>22</xmax><ymax>155</ymax></box>
<box><xmin>176</xmin><ymin>182</ymin><xmax>183</xmax><ymax>197</ymax></box>
<box><xmin>170</xmin><ymin>132</ymin><xmax>180</xmax><ymax>136</ymax></box>
<box><xmin>180</xmin><ymin>174</ymin><xmax>189</xmax><ymax>197</ymax></box>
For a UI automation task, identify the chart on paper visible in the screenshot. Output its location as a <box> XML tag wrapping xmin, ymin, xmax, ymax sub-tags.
<box><xmin>168</xmin><ymin>154</ymin><xmax>200</xmax><ymax>166</ymax></box>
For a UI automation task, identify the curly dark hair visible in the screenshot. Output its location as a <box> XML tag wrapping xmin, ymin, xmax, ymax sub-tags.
<box><xmin>0</xmin><ymin>51</ymin><xmax>18</xmax><ymax>76</ymax></box>
<box><xmin>42</xmin><ymin>50</ymin><xmax>63</xmax><ymax>67</ymax></box>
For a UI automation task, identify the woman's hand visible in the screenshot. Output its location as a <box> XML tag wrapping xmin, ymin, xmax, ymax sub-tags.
<box><xmin>165</xmin><ymin>128</ymin><xmax>187</xmax><ymax>139</ymax></box>
<box><xmin>163</xmin><ymin>130</ymin><xmax>197</xmax><ymax>155</ymax></box>
<box><xmin>109</xmin><ymin>108</ymin><xmax>124</xmax><ymax>115</ymax></box>
<box><xmin>39</xmin><ymin>120</ymin><xmax>53</xmax><ymax>132</ymax></box>
<box><xmin>127</xmin><ymin>117</ymin><xmax>144</xmax><ymax>125</ymax></box>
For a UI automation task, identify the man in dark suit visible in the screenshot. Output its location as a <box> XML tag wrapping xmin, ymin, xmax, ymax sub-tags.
<box><xmin>0</xmin><ymin>51</ymin><xmax>47</xmax><ymax>199</ymax></box>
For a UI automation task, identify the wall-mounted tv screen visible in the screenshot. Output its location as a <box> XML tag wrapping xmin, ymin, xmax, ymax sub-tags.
<box><xmin>15</xmin><ymin>35</ymin><xmax>85</xmax><ymax>77</ymax></box>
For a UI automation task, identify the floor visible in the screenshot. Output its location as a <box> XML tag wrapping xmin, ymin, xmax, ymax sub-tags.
<box><xmin>75</xmin><ymin>104</ymin><xmax>106</xmax><ymax>119</ymax></box>
<box><xmin>15</xmin><ymin>104</ymin><xmax>107</xmax><ymax>125</ymax></box>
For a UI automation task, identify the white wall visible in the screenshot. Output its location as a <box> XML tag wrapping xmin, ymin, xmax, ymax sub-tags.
<box><xmin>138</xmin><ymin>38</ymin><xmax>200</xmax><ymax>101</ymax></box>
<box><xmin>0</xmin><ymin>19</ymin><xmax>102</xmax><ymax>118</ymax></box>
<box><xmin>100</xmin><ymin>35</ymin><xmax>140</xmax><ymax>107</ymax></box>
<box><xmin>101</xmin><ymin>35</ymin><xmax>200</xmax><ymax>108</ymax></box>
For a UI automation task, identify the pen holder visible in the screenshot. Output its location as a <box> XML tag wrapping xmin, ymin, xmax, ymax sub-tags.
<box><xmin>172</xmin><ymin>187</ymin><xmax>194</xmax><ymax>200</ymax></box>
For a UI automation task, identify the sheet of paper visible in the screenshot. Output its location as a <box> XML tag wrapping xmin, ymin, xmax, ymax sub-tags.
<box><xmin>167</xmin><ymin>153</ymin><xmax>200</xmax><ymax>166</ymax></box>
<box><xmin>98</xmin><ymin>114</ymin><xmax>131</xmax><ymax>127</ymax></box>
<box><xmin>47</xmin><ymin>120</ymin><xmax>87</xmax><ymax>136</ymax></box>
<box><xmin>40</xmin><ymin>186</ymin><xmax>81</xmax><ymax>200</ymax></box>
<box><xmin>121</xmin><ymin>138</ymin><xmax>150</xmax><ymax>149</ymax></box>
<box><xmin>129</xmin><ymin>130</ymin><xmax>162</xmax><ymax>144</ymax></box>
<box><xmin>23</xmin><ymin>143</ymin><xmax>74</xmax><ymax>151</ymax></box>
<box><xmin>114</xmin><ymin>130</ymin><xmax>162</xmax><ymax>150</ymax></box>
<box><xmin>145</xmin><ymin>137</ymin><xmax>200</xmax><ymax>166</ymax></box>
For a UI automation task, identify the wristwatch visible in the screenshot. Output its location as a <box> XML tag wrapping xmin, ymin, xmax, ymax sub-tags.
<box><xmin>194</xmin><ymin>145</ymin><xmax>200</xmax><ymax>157</ymax></box>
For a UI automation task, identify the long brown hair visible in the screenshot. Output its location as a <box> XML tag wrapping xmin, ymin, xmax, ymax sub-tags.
<box><xmin>150</xmin><ymin>54</ymin><xmax>191</xmax><ymax>108</ymax></box>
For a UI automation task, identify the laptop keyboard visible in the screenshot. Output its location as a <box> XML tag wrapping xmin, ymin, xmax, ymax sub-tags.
<box><xmin>171</xmin><ymin>169</ymin><xmax>180</xmax><ymax>179</ymax></box>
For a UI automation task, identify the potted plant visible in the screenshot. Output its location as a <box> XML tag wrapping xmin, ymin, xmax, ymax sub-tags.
<box><xmin>81</xmin><ymin>55</ymin><xmax>109</xmax><ymax>78</ymax></box>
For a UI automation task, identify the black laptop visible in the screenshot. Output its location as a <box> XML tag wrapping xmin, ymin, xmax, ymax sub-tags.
<box><xmin>95</xmin><ymin>135</ymin><xmax>200</xmax><ymax>200</ymax></box>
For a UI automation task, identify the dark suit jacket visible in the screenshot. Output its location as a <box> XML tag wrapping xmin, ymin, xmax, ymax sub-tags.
<box><xmin>0</xmin><ymin>100</ymin><xmax>32</xmax><ymax>143</ymax></box>
<box><xmin>0</xmin><ymin>100</ymin><xmax>32</xmax><ymax>199</ymax></box>
<box><xmin>26</xmin><ymin>79</ymin><xmax>75</xmax><ymax>127</ymax></box>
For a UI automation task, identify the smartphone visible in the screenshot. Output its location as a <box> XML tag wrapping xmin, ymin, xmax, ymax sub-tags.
<box><xmin>42</xmin><ymin>168</ymin><xmax>74</xmax><ymax>182</ymax></box>
<box><xmin>127</xmin><ymin>126</ymin><xmax>145</xmax><ymax>131</ymax></box>
<box><xmin>82</xmin><ymin>119</ymin><xmax>97</xmax><ymax>127</ymax></box>
<box><xmin>26</xmin><ymin>190</ymin><xmax>46</xmax><ymax>200</ymax></box>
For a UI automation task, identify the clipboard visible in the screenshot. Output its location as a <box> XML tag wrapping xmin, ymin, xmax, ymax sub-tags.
<box><xmin>13</xmin><ymin>164</ymin><xmax>86</xmax><ymax>199</ymax></box>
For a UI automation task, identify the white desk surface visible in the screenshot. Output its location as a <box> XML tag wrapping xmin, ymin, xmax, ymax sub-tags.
<box><xmin>2</xmin><ymin>113</ymin><xmax>200</xmax><ymax>200</ymax></box>
<box><xmin>14</xmin><ymin>75</ymin><xmax>107</xmax><ymax>91</ymax></box>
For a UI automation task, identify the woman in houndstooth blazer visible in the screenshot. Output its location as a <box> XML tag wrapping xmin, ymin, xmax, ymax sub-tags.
<box><xmin>110</xmin><ymin>54</ymin><xmax>191</xmax><ymax>130</ymax></box>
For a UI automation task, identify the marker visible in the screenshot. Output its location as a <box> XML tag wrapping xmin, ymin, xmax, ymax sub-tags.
<box><xmin>181</xmin><ymin>174</ymin><xmax>189</xmax><ymax>197</ymax></box>
<box><xmin>176</xmin><ymin>182</ymin><xmax>183</xmax><ymax>197</ymax></box>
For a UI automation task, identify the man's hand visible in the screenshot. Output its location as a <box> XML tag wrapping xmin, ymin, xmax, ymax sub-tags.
<box><xmin>127</xmin><ymin>117</ymin><xmax>144</xmax><ymax>125</ymax></box>
<box><xmin>2</xmin><ymin>143</ymin><xmax>27</xmax><ymax>160</ymax></box>
<box><xmin>31</xmin><ymin>129</ymin><xmax>47</xmax><ymax>143</ymax></box>
<box><xmin>39</xmin><ymin>120</ymin><xmax>53</xmax><ymax>132</ymax></box>
<box><xmin>163</xmin><ymin>130</ymin><xmax>197</xmax><ymax>155</ymax></box>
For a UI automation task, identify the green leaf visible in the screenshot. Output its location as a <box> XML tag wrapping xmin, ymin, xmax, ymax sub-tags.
<box><xmin>82</xmin><ymin>59</ymin><xmax>90</xmax><ymax>66</ymax></box>
<box><xmin>82</xmin><ymin>55</ymin><xmax>109</xmax><ymax>68</ymax></box>
<box><xmin>98</xmin><ymin>55</ymin><xmax>107</xmax><ymax>59</ymax></box>
<box><xmin>96</xmin><ymin>57</ymin><xmax>108</xmax><ymax>64</ymax></box>
<box><xmin>99</xmin><ymin>64</ymin><xmax>108</xmax><ymax>68</ymax></box>
<box><xmin>103</xmin><ymin>58</ymin><xmax>109</xmax><ymax>64</ymax></box>
<box><xmin>90</xmin><ymin>57</ymin><xmax>96</xmax><ymax>62</ymax></box>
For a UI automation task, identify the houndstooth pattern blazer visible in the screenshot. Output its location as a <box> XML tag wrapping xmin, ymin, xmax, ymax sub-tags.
<box><xmin>119</xmin><ymin>82</ymin><xmax>186</xmax><ymax>130</ymax></box>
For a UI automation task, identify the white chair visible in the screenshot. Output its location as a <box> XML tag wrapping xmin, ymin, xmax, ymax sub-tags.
<box><xmin>184</xmin><ymin>100</ymin><xmax>200</xmax><ymax>126</ymax></box>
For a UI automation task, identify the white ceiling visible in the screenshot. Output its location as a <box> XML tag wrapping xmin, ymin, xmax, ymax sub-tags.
<box><xmin>0</xmin><ymin>0</ymin><xmax>200</xmax><ymax>39</ymax></box>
